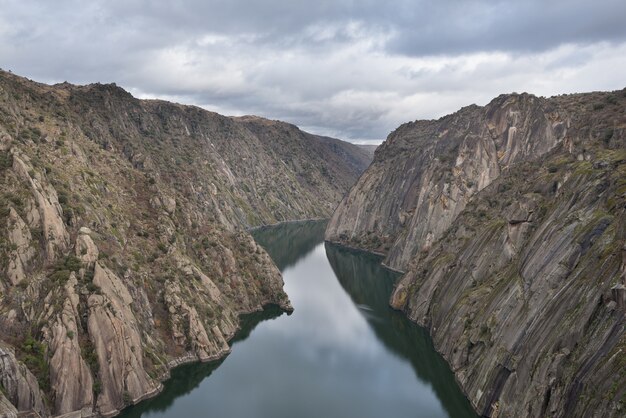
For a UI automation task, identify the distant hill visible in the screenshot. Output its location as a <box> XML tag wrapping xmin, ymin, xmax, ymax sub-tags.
<box><xmin>356</xmin><ymin>143</ymin><xmax>378</xmax><ymax>159</ymax></box>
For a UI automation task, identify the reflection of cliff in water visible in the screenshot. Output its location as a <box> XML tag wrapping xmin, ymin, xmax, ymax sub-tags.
<box><xmin>324</xmin><ymin>243</ymin><xmax>477</xmax><ymax>418</ymax></box>
<box><xmin>119</xmin><ymin>306</ymin><xmax>284</xmax><ymax>418</ymax></box>
<box><xmin>252</xmin><ymin>220</ymin><xmax>327</xmax><ymax>270</ymax></box>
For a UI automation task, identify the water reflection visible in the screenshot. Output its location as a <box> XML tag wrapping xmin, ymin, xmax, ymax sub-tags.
<box><xmin>119</xmin><ymin>220</ymin><xmax>476</xmax><ymax>418</ymax></box>
<box><xmin>325</xmin><ymin>243</ymin><xmax>477</xmax><ymax>418</ymax></box>
<box><xmin>251</xmin><ymin>220</ymin><xmax>327</xmax><ymax>270</ymax></box>
<box><xmin>119</xmin><ymin>306</ymin><xmax>284</xmax><ymax>418</ymax></box>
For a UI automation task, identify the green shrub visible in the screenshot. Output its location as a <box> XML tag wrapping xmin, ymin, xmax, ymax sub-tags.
<box><xmin>80</xmin><ymin>339</ymin><xmax>101</xmax><ymax>394</ymax></box>
<box><xmin>86</xmin><ymin>282</ymin><xmax>100</xmax><ymax>293</ymax></box>
<box><xmin>30</xmin><ymin>226</ymin><xmax>43</xmax><ymax>242</ymax></box>
<box><xmin>0</xmin><ymin>152</ymin><xmax>12</xmax><ymax>170</ymax></box>
<box><xmin>20</xmin><ymin>335</ymin><xmax>50</xmax><ymax>393</ymax></box>
<box><xmin>84</xmin><ymin>267</ymin><xmax>95</xmax><ymax>282</ymax></box>
<box><xmin>64</xmin><ymin>255</ymin><xmax>82</xmax><ymax>272</ymax></box>
<box><xmin>57</xmin><ymin>192</ymin><xmax>68</xmax><ymax>205</ymax></box>
<box><xmin>50</xmin><ymin>269</ymin><xmax>71</xmax><ymax>283</ymax></box>
<box><xmin>49</xmin><ymin>255</ymin><xmax>83</xmax><ymax>283</ymax></box>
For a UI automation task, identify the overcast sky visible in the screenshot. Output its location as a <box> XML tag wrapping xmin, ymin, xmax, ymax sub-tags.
<box><xmin>1</xmin><ymin>0</ymin><xmax>625</xmax><ymax>143</ymax></box>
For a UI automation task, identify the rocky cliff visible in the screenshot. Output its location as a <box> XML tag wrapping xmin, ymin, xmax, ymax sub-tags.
<box><xmin>326</xmin><ymin>90</ymin><xmax>626</xmax><ymax>417</ymax></box>
<box><xmin>0</xmin><ymin>70</ymin><xmax>370</xmax><ymax>417</ymax></box>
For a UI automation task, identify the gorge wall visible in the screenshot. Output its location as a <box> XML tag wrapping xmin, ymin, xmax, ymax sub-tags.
<box><xmin>326</xmin><ymin>90</ymin><xmax>626</xmax><ymax>417</ymax></box>
<box><xmin>0</xmin><ymin>70</ymin><xmax>370</xmax><ymax>418</ymax></box>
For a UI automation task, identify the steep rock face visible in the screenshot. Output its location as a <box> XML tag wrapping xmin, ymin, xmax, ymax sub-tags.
<box><xmin>0</xmin><ymin>70</ymin><xmax>364</xmax><ymax>417</ymax></box>
<box><xmin>328</xmin><ymin>90</ymin><xmax>626</xmax><ymax>417</ymax></box>
<box><xmin>44</xmin><ymin>273</ymin><xmax>93</xmax><ymax>415</ymax></box>
<box><xmin>6</xmin><ymin>208</ymin><xmax>35</xmax><ymax>286</ymax></box>
<box><xmin>59</xmin><ymin>82</ymin><xmax>370</xmax><ymax>228</ymax></box>
<box><xmin>11</xmin><ymin>153</ymin><xmax>69</xmax><ymax>262</ymax></box>
<box><xmin>391</xmin><ymin>152</ymin><xmax>626</xmax><ymax>417</ymax></box>
<box><xmin>233</xmin><ymin>116</ymin><xmax>372</xmax><ymax>217</ymax></box>
<box><xmin>0</xmin><ymin>343</ymin><xmax>48</xmax><ymax>417</ymax></box>
<box><xmin>327</xmin><ymin>93</ymin><xmax>568</xmax><ymax>271</ymax></box>
<box><xmin>0</xmin><ymin>392</ymin><xmax>18</xmax><ymax>418</ymax></box>
<box><xmin>86</xmin><ymin>263</ymin><xmax>160</xmax><ymax>416</ymax></box>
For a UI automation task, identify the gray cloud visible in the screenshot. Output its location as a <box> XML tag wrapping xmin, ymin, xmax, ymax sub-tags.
<box><xmin>386</xmin><ymin>0</ymin><xmax>626</xmax><ymax>56</ymax></box>
<box><xmin>0</xmin><ymin>0</ymin><xmax>625</xmax><ymax>142</ymax></box>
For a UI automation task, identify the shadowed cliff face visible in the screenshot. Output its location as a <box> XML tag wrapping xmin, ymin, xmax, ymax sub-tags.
<box><xmin>326</xmin><ymin>89</ymin><xmax>626</xmax><ymax>417</ymax></box>
<box><xmin>0</xmin><ymin>70</ymin><xmax>369</xmax><ymax>418</ymax></box>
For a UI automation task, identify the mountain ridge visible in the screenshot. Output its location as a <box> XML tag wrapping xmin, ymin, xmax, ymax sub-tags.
<box><xmin>0</xmin><ymin>70</ymin><xmax>370</xmax><ymax>417</ymax></box>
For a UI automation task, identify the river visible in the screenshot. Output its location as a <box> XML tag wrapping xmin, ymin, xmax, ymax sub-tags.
<box><xmin>120</xmin><ymin>220</ymin><xmax>476</xmax><ymax>418</ymax></box>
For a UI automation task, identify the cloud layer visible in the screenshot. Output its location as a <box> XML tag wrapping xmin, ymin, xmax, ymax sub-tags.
<box><xmin>1</xmin><ymin>0</ymin><xmax>625</xmax><ymax>142</ymax></box>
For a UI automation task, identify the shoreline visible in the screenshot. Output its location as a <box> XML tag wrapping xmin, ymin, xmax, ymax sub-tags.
<box><xmin>324</xmin><ymin>239</ymin><xmax>479</xmax><ymax>417</ymax></box>
<box><xmin>323</xmin><ymin>239</ymin><xmax>407</xmax><ymax>274</ymax></box>
<box><xmin>247</xmin><ymin>217</ymin><xmax>328</xmax><ymax>232</ymax></box>
<box><xmin>111</xmin><ymin>300</ymin><xmax>290</xmax><ymax>418</ymax></box>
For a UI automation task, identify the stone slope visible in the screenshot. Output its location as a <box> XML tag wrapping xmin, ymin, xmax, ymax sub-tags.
<box><xmin>233</xmin><ymin>116</ymin><xmax>372</xmax><ymax>217</ymax></box>
<box><xmin>0</xmin><ymin>70</ymin><xmax>368</xmax><ymax>417</ymax></box>
<box><xmin>326</xmin><ymin>89</ymin><xmax>626</xmax><ymax>417</ymax></box>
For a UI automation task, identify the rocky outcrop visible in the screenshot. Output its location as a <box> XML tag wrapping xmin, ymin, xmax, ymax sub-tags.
<box><xmin>0</xmin><ymin>343</ymin><xmax>48</xmax><ymax>417</ymax></box>
<box><xmin>44</xmin><ymin>274</ymin><xmax>93</xmax><ymax>415</ymax></box>
<box><xmin>0</xmin><ymin>392</ymin><xmax>18</xmax><ymax>418</ymax></box>
<box><xmin>327</xmin><ymin>89</ymin><xmax>626</xmax><ymax>417</ymax></box>
<box><xmin>0</xmin><ymin>69</ymin><xmax>364</xmax><ymax>417</ymax></box>
<box><xmin>75</xmin><ymin>227</ymin><xmax>98</xmax><ymax>265</ymax></box>
<box><xmin>6</xmin><ymin>208</ymin><xmax>34</xmax><ymax>286</ymax></box>
<box><xmin>11</xmin><ymin>154</ymin><xmax>69</xmax><ymax>262</ymax></box>
<box><xmin>327</xmin><ymin>93</ymin><xmax>570</xmax><ymax>271</ymax></box>
<box><xmin>87</xmin><ymin>263</ymin><xmax>159</xmax><ymax>416</ymax></box>
<box><xmin>163</xmin><ymin>280</ymin><xmax>230</xmax><ymax>361</ymax></box>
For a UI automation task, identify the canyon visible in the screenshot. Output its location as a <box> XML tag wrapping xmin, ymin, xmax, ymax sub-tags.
<box><xmin>327</xmin><ymin>90</ymin><xmax>626</xmax><ymax>417</ymax></box>
<box><xmin>1</xmin><ymin>68</ymin><xmax>624</xmax><ymax>418</ymax></box>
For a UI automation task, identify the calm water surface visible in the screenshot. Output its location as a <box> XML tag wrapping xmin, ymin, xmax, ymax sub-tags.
<box><xmin>121</xmin><ymin>220</ymin><xmax>476</xmax><ymax>418</ymax></box>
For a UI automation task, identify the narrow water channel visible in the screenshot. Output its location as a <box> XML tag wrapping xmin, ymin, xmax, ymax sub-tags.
<box><xmin>120</xmin><ymin>220</ymin><xmax>476</xmax><ymax>418</ymax></box>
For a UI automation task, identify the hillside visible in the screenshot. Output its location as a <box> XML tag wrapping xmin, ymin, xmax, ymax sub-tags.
<box><xmin>326</xmin><ymin>90</ymin><xmax>626</xmax><ymax>417</ymax></box>
<box><xmin>0</xmin><ymin>70</ymin><xmax>370</xmax><ymax>418</ymax></box>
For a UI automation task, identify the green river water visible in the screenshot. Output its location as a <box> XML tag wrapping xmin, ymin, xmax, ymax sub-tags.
<box><xmin>120</xmin><ymin>220</ymin><xmax>476</xmax><ymax>418</ymax></box>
